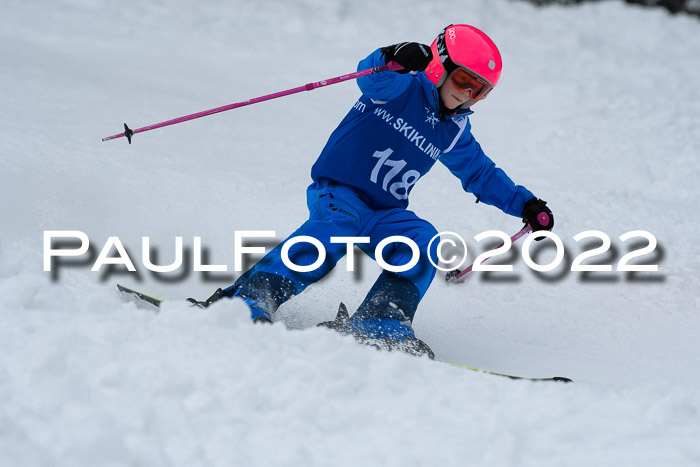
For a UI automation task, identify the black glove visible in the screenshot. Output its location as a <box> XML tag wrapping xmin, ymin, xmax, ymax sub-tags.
<box><xmin>522</xmin><ymin>198</ymin><xmax>554</xmax><ymax>236</ymax></box>
<box><xmin>380</xmin><ymin>42</ymin><xmax>433</xmax><ymax>74</ymax></box>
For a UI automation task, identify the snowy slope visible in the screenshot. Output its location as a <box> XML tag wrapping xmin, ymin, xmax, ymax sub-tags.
<box><xmin>2</xmin><ymin>0</ymin><xmax>700</xmax><ymax>465</ymax></box>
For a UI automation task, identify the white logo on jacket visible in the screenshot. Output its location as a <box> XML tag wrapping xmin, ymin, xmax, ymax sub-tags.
<box><xmin>425</xmin><ymin>108</ymin><xmax>439</xmax><ymax>129</ymax></box>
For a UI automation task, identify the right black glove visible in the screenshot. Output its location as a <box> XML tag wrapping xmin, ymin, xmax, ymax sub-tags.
<box><xmin>380</xmin><ymin>42</ymin><xmax>433</xmax><ymax>74</ymax></box>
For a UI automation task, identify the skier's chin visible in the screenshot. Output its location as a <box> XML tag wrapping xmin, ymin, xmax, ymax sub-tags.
<box><xmin>447</xmin><ymin>95</ymin><xmax>465</xmax><ymax>110</ymax></box>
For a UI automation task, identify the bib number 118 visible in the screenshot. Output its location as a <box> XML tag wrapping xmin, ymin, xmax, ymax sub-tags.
<box><xmin>370</xmin><ymin>148</ymin><xmax>420</xmax><ymax>200</ymax></box>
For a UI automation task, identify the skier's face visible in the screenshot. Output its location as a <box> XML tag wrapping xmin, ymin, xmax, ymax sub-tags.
<box><xmin>439</xmin><ymin>68</ymin><xmax>489</xmax><ymax>110</ymax></box>
<box><xmin>440</xmin><ymin>79</ymin><xmax>470</xmax><ymax>110</ymax></box>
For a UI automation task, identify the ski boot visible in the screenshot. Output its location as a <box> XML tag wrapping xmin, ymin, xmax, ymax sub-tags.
<box><xmin>318</xmin><ymin>303</ymin><xmax>435</xmax><ymax>359</ymax></box>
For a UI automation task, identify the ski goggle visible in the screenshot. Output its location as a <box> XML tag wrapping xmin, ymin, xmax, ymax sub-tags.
<box><xmin>449</xmin><ymin>67</ymin><xmax>493</xmax><ymax>101</ymax></box>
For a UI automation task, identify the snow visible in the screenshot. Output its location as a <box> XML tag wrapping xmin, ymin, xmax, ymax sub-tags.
<box><xmin>2</xmin><ymin>0</ymin><xmax>700</xmax><ymax>465</ymax></box>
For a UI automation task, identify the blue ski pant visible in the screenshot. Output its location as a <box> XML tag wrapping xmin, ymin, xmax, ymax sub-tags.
<box><xmin>224</xmin><ymin>179</ymin><xmax>440</xmax><ymax>322</ymax></box>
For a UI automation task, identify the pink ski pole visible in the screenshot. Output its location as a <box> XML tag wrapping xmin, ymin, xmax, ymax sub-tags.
<box><xmin>446</xmin><ymin>211</ymin><xmax>552</xmax><ymax>283</ymax></box>
<box><xmin>102</xmin><ymin>61</ymin><xmax>404</xmax><ymax>144</ymax></box>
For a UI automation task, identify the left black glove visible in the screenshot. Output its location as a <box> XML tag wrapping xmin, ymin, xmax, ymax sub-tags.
<box><xmin>380</xmin><ymin>42</ymin><xmax>433</xmax><ymax>74</ymax></box>
<box><xmin>522</xmin><ymin>198</ymin><xmax>554</xmax><ymax>233</ymax></box>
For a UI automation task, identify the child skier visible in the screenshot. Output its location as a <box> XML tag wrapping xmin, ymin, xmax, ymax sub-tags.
<box><xmin>193</xmin><ymin>24</ymin><xmax>554</xmax><ymax>357</ymax></box>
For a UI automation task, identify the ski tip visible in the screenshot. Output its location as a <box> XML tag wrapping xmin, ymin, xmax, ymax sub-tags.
<box><xmin>511</xmin><ymin>375</ymin><xmax>574</xmax><ymax>383</ymax></box>
<box><xmin>117</xmin><ymin>283</ymin><xmax>163</xmax><ymax>308</ymax></box>
<box><xmin>552</xmin><ymin>377</ymin><xmax>574</xmax><ymax>383</ymax></box>
<box><xmin>444</xmin><ymin>362</ymin><xmax>573</xmax><ymax>383</ymax></box>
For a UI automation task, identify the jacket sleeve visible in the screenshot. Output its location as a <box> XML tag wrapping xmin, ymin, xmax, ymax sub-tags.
<box><xmin>439</xmin><ymin>119</ymin><xmax>535</xmax><ymax>218</ymax></box>
<box><xmin>355</xmin><ymin>47</ymin><xmax>413</xmax><ymax>101</ymax></box>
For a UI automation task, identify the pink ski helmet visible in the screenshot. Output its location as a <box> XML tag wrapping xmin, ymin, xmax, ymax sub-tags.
<box><xmin>425</xmin><ymin>24</ymin><xmax>503</xmax><ymax>99</ymax></box>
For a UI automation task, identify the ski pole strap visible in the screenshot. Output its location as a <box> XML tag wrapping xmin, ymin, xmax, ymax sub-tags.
<box><xmin>102</xmin><ymin>61</ymin><xmax>404</xmax><ymax>144</ymax></box>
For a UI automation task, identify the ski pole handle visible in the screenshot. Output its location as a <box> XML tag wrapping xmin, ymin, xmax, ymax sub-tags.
<box><xmin>536</xmin><ymin>212</ymin><xmax>551</xmax><ymax>228</ymax></box>
<box><xmin>102</xmin><ymin>61</ymin><xmax>404</xmax><ymax>144</ymax></box>
<box><xmin>448</xmin><ymin>207</ymin><xmax>552</xmax><ymax>281</ymax></box>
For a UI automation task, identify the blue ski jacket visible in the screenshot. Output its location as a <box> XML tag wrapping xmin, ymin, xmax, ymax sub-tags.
<box><xmin>310</xmin><ymin>48</ymin><xmax>534</xmax><ymax>217</ymax></box>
